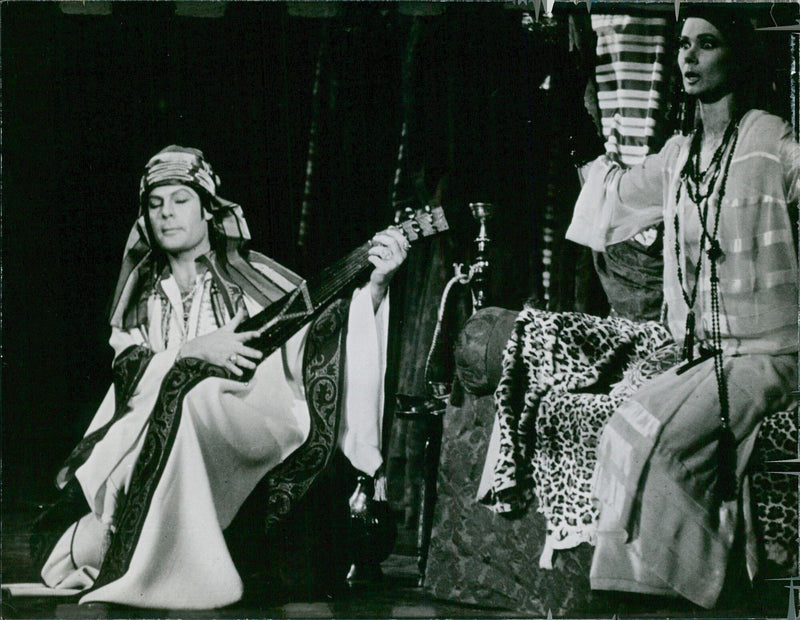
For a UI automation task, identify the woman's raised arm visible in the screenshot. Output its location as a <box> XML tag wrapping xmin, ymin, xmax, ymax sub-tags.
<box><xmin>566</xmin><ymin>138</ymin><xmax>680</xmax><ymax>251</ymax></box>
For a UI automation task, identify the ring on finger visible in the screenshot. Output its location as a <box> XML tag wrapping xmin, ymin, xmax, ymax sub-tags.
<box><xmin>230</xmin><ymin>354</ymin><xmax>238</xmax><ymax>364</ymax></box>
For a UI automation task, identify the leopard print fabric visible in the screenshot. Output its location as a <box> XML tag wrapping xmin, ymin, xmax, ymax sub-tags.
<box><xmin>750</xmin><ymin>409</ymin><xmax>798</xmax><ymax>570</ymax></box>
<box><xmin>483</xmin><ymin>308</ymin><xmax>672</xmax><ymax>541</ymax></box>
<box><xmin>483</xmin><ymin>306</ymin><xmax>797</xmax><ymax>570</ymax></box>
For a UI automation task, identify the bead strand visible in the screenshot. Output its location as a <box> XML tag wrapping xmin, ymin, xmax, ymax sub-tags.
<box><xmin>672</xmin><ymin>118</ymin><xmax>738</xmax><ymax>363</ymax></box>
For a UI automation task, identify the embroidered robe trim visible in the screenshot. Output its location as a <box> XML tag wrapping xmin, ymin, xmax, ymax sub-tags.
<box><xmin>85</xmin><ymin>298</ymin><xmax>349</xmax><ymax>592</ymax></box>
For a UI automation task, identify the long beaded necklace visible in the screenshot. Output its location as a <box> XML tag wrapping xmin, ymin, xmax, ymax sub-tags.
<box><xmin>673</xmin><ymin>119</ymin><xmax>738</xmax><ymax>363</ymax></box>
<box><xmin>673</xmin><ymin>117</ymin><xmax>740</xmax><ymax>502</ymax></box>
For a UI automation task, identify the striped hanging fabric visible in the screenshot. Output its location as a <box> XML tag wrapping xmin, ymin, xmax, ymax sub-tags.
<box><xmin>588</xmin><ymin>13</ymin><xmax>673</xmax><ymax>320</ymax></box>
<box><xmin>591</xmin><ymin>14</ymin><xmax>671</xmax><ymax>166</ymax></box>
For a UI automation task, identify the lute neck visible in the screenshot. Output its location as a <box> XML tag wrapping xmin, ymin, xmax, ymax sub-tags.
<box><xmin>306</xmin><ymin>240</ymin><xmax>373</xmax><ymax>308</ymax></box>
<box><xmin>234</xmin><ymin>205</ymin><xmax>449</xmax><ymax>371</ymax></box>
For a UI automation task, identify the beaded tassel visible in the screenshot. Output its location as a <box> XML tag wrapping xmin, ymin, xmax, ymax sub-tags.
<box><xmin>715</xmin><ymin>422</ymin><xmax>737</xmax><ymax>502</ymax></box>
<box><xmin>710</xmin><ymin>241</ymin><xmax>736</xmax><ymax>502</ymax></box>
<box><xmin>682</xmin><ymin>310</ymin><xmax>695</xmax><ymax>362</ymax></box>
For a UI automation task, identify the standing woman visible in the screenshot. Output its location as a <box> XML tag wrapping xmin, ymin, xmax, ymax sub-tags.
<box><xmin>567</xmin><ymin>9</ymin><xmax>798</xmax><ymax>608</ymax></box>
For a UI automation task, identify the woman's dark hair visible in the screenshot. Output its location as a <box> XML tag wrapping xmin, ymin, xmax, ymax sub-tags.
<box><xmin>673</xmin><ymin>6</ymin><xmax>781</xmax><ymax>131</ymax></box>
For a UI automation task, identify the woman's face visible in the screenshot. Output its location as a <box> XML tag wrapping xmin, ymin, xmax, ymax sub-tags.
<box><xmin>678</xmin><ymin>18</ymin><xmax>733</xmax><ymax>103</ymax></box>
<box><xmin>147</xmin><ymin>184</ymin><xmax>211</xmax><ymax>259</ymax></box>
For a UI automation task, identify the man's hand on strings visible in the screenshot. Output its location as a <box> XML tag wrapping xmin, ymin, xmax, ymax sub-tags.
<box><xmin>368</xmin><ymin>227</ymin><xmax>409</xmax><ymax>311</ymax></box>
<box><xmin>178</xmin><ymin>307</ymin><xmax>263</xmax><ymax>376</ymax></box>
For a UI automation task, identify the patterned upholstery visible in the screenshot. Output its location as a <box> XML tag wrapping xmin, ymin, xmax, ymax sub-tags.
<box><xmin>425</xmin><ymin>390</ymin><xmax>597</xmax><ymax>615</ymax></box>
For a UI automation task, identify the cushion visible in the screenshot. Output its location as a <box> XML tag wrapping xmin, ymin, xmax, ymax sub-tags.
<box><xmin>454</xmin><ymin>307</ymin><xmax>517</xmax><ymax>396</ymax></box>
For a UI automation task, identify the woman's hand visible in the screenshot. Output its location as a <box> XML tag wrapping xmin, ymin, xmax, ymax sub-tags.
<box><xmin>368</xmin><ymin>227</ymin><xmax>410</xmax><ymax>311</ymax></box>
<box><xmin>177</xmin><ymin>307</ymin><xmax>263</xmax><ymax>377</ymax></box>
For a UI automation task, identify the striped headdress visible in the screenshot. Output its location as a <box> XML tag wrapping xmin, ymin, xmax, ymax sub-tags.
<box><xmin>139</xmin><ymin>146</ymin><xmax>221</xmax><ymax>209</ymax></box>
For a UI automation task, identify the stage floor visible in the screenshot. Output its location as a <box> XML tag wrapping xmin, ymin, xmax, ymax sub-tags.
<box><xmin>2</xmin><ymin>498</ymin><xmax>791</xmax><ymax>619</ymax></box>
<box><xmin>1</xmin><ymin>499</ymin><xmax>524</xmax><ymax>619</ymax></box>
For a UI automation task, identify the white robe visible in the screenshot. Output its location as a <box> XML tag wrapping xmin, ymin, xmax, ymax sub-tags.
<box><xmin>41</xmin><ymin>273</ymin><xmax>389</xmax><ymax>609</ymax></box>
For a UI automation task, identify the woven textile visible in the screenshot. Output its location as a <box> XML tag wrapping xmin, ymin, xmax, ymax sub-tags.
<box><xmin>591</xmin><ymin>14</ymin><xmax>672</xmax><ymax>165</ymax></box>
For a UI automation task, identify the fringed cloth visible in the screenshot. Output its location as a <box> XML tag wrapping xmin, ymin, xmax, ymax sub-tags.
<box><xmin>479</xmin><ymin>306</ymin><xmax>797</xmax><ymax>607</ymax></box>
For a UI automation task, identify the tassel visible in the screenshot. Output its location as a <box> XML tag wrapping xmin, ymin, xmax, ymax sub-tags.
<box><xmin>682</xmin><ymin>310</ymin><xmax>695</xmax><ymax>362</ymax></box>
<box><xmin>715</xmin><ymin>423</ymin><xmax>737</xmax><ymax>502</ymax></box>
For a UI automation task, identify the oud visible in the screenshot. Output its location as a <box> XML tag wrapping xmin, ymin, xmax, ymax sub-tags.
<box><xmin>235</xmin><ymin>206</ymin><xmax>449</xmax><ymax>380</ymax></box>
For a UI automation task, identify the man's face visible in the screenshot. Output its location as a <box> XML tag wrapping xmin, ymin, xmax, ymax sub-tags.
<box><xmin>146</xmin><ymin>184</ymin><xmax>211</xmax><ymax>258</ymax></box>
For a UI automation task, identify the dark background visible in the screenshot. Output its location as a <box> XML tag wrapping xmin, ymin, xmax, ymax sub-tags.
<box><xmin>2</xmin><ymin>1</ymin><xmax>406</xmax><ymax>507</ymax></box>
<box><xmin>2</xmin><ymin>1</ymin><xmax>796</xmax><ymax>516</ymax></box>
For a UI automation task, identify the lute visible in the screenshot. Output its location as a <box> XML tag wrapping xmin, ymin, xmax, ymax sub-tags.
<box><xmin>235</xmin><ymin>206</ymin><xmax>449</xmax><ymax>379</ymax></box>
